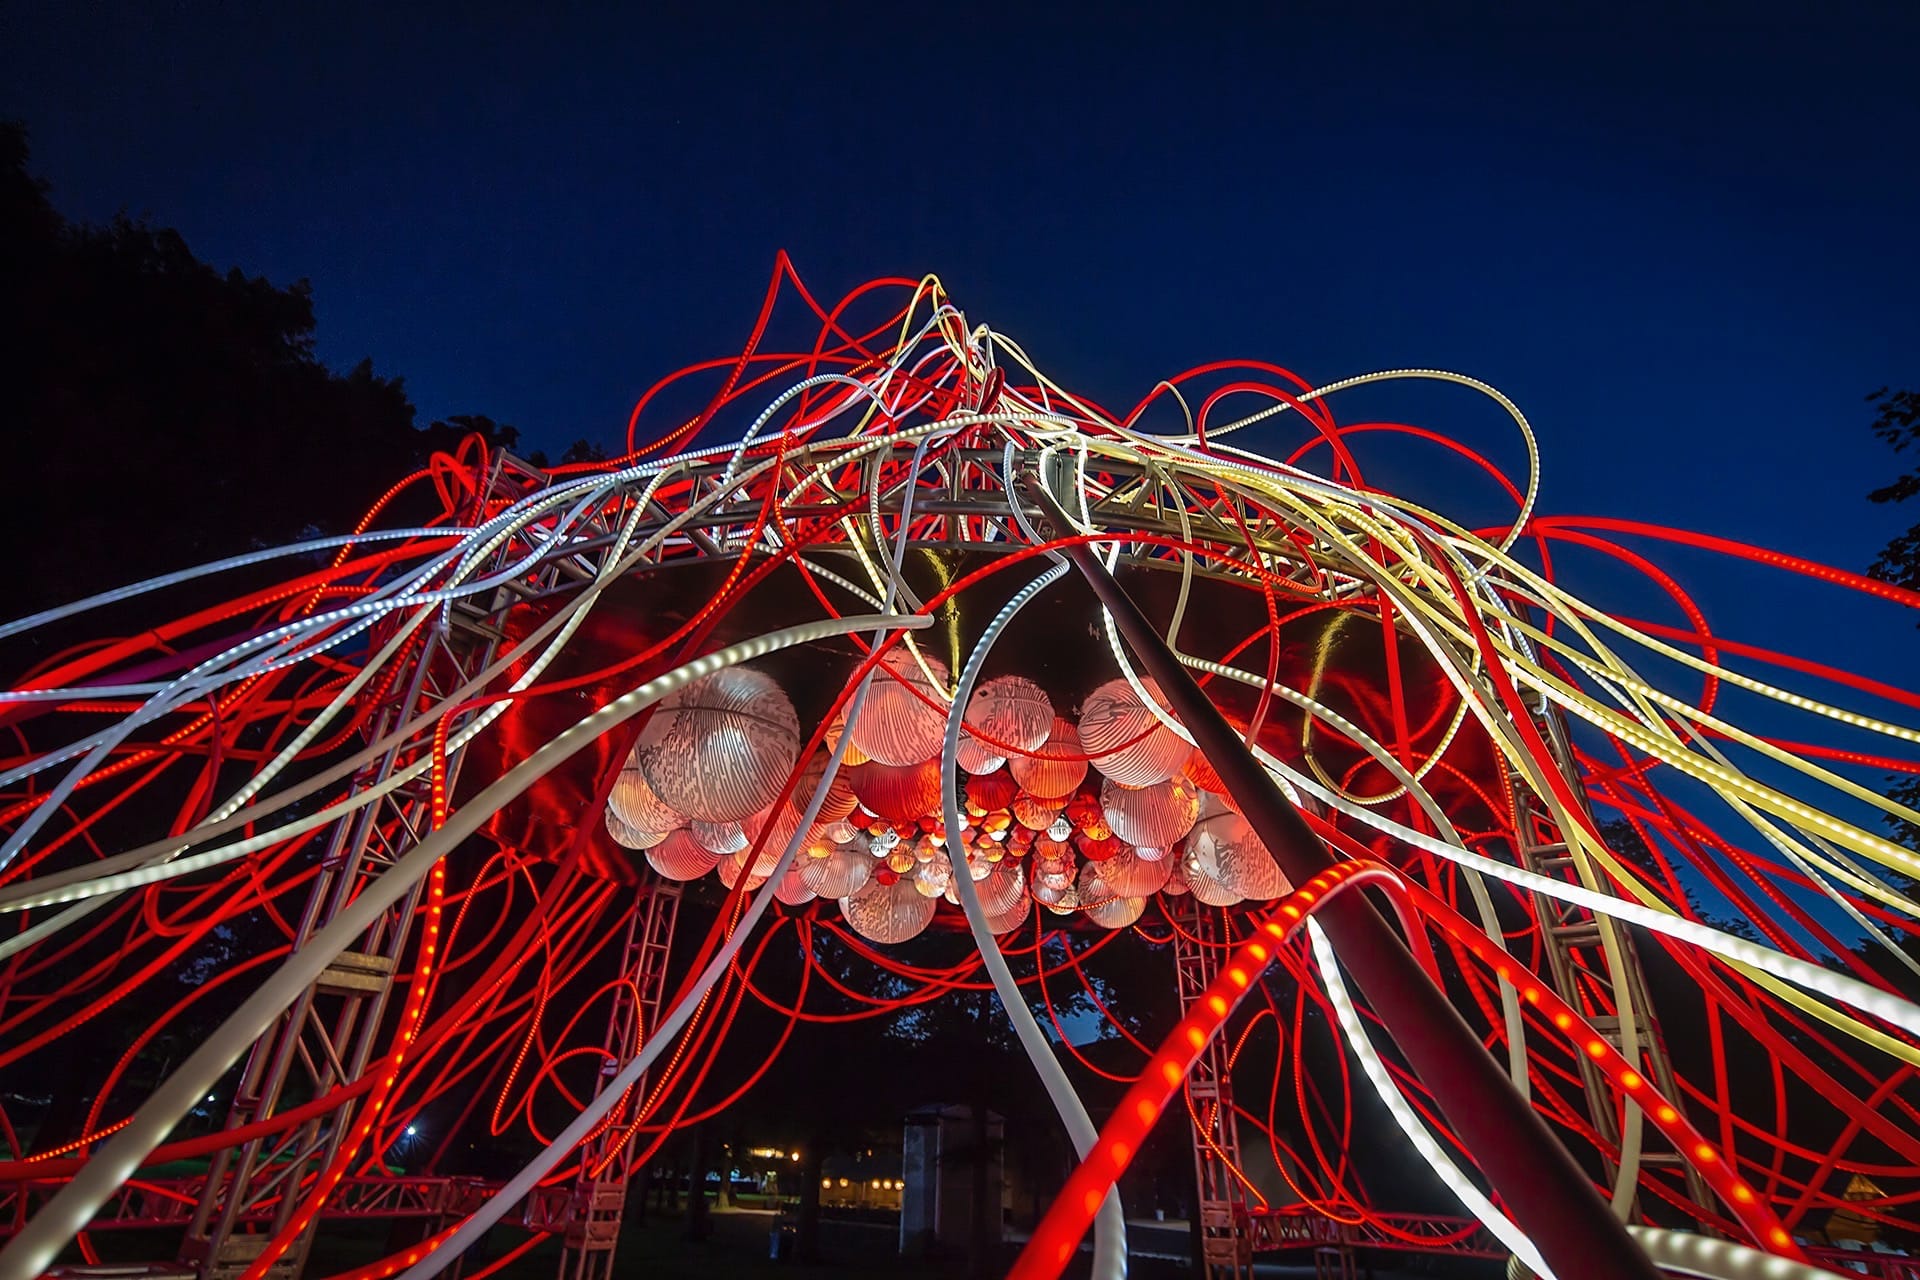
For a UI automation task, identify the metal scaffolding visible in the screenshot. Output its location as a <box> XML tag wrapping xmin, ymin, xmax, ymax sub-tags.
<box><xmin>1170</xmin><ymin>900</ymin><xmax>1255</xmax><ymax>1280</ymax></box>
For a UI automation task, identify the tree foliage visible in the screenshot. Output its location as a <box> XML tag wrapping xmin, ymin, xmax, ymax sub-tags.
<box><xmin>0</xmin><ymin>120</ymin><xmax>522</xmax><ymax>620</ymax></box>
<box><xmin>1866</xmin><ymin>387</ymin><xmax>1920</xmax><ymax>847</ymax></box>
<box><xmin>1868</xmin><ymin>387</ymin><xmax>1920</xmax><ymax>596</ymax></box>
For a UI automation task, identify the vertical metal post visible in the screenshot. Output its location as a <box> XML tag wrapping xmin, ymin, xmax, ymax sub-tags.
<box><xmin>1170</xmin><ymin>901</ymin><xmax>1254</xmax><ymax>1280</ymax></box>
<box><xmin>554</xmin><ymin>878</ymin><xmax>681</xmax><ymax>1280</ymax></box>
<box><xmin>179</xmin><ymin>454</ymin><xmax>544</xmax><ymax>1280</ymax></box>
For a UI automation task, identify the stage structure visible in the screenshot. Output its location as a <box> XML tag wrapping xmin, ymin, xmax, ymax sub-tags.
<box><xmin>3</xmin><ymin>261</ymin><xmax>1920</xmax><ymax>1280</ymax></box>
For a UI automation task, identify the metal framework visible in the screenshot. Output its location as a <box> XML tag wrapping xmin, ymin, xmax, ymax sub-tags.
<box><xmin>9</xmin><ymin>440</ymin><xmax>1716</xmax><ymax>1278</ymax></box>
<box><xmin>1509</xmin><ymin>681</ymin><xmax>1714</xmax><ymax>1222</ymax></box>
<box><xmin>1170</xmin><ymin>901</ymin><xmax>1254</xmax><ymax>1280</ymax></box>
<box><xmin>175</xmin><ymin>452</ymin><xmax>571</xmax><ymax>1280</ymax></box>
<box><xmin>554</xmin><ymin>880</ymin><xmax>681</xmax><ymax>1280</ymax></box>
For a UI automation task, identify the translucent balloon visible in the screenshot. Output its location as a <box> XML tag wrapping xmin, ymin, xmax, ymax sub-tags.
<box><xmin>646</xmin><ymin>829</ymin><xmax>721</xmax><ymax>881</ymax></box>
<box><xmin>1012</xmin><ymin>793</ymin><xmax>1063</xmax><ymax>831</ymax></box>
<box><xmin>1078</xmin><ymin>677</ymin><xmax>1188</xmax><ymax>787</ymax></box>
<box><xmin>605</xmin><ymin>805</ymin><xmax>670</xmax><ymax>850</ymax></box>
<box><xmin>824</xmin><ymin>709</ymin><xmax>871</xmax><ymax>767</ymax></box>
<box><xmin>636</xmin><ymin>667</ymin><xmax>800</xmax><ymax>823</ymax></box>
<box><xmin>691</xmin><ymin>819</ymin><xmax>748</xmax><ymax>856</ymax></box>
<box><xmin>985</xmin><ymin>888</ymin><xmax>1030</xmax><ymax>935</ymax></box>
<box><xmin>1084</xmin><ymin>894</ymin><xmax>1144</xmax><ymax>928</ymax></box>
<box><xmin>1077</xmin><ymin>862</ymin><xmax>1145</xmax><ymax>929</ymax></box>
<box><xmin>1161</xmin><ymin>856</ymin><xmax>1193</xmax><ymax>896</ymax></box>
<box><xmin>609</xmin><ymin>765</ymin><xmax>684</xmax><ymax>837</ymax></box>
<box><xmin>976</xmin><ymin>861</ymin><xmax>1027</xmax><ymax>917</ymax></box>
<box><xmin>1036</xmin><ymin>880</ymin><xmax>1080</xmax><ymax>912</ymax></box>
<box><xmin>774</xmin><ymin>862</ymin><xmax>816</xmax><ymax>906</ymax></box>
<box><xmin>715</xmin><ymin>849</ymin><xmax>770</xmax><ymax>892</ymax></box>
<box><xmin>955</xmin><ymin>735</ymin><xmax>1000</xmax><ymax>775</ymax></box>
<box><xmin>1009</xmin><ymin>716</ymin><xmax>1088</xmax><ymax>799</ymax></box>
<box><xmin>965</xmin><ymin>770</ymin><xmax>1018</xmax><ymax>813</ymax></box>
<box><xmin>1101</xmin><ymin>775</ymin><xmax>1200</xmax><ymax>849</ymax></box>
<box><xmin>1186</xmin><ymin>811</ymin><xmax>1291</xmax><ymax>901</ymax></box>
<box><xmin>739</xmin><ymin>803</ymin><xmax>805</xmax><ymax>876</ymax></box>
<box><xmin>1182</xmin><ymin>849</ymin><xmax>1242</xmax><ymax>907</ymax></box>
<box><xmin>797</xmin><ymin>750</ymin><xmax>859</xmax><ymax>823</ymax></box>
<box><xmin>849</xmin><ymin>649</ymin><xmax>950</xmax><ymax>766</ymax></box>
<box><xmin>847</xmin><ymin>757</ymin><xmax>943</xmax><ymax>824</ymax></box>
<box><xmin>842</xmin><ymin>872</ymin><xmax>937</xmax><ymax>944</ymax></box>
<box><xmin>958</xmin><ymin>676</ymin><xmax>1053</xmax><ymax>774</ymax></box>
<box><xmin>913</xmin><ymin>850</ymin><xmax>953</xmax><ymax>899</ymax></box>
<box><xmin>1098</xmin><ymin>846</ymin><xmax>1171</xmax><ymax>897</ymax></box>
<box><xmin>800</xmin><ymin>842</ymin><xmax>873</xmax><ymax>899</ymax></box>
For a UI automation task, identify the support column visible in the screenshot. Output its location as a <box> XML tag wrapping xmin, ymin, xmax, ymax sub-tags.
<box><xmin>554</xmin><ymin>877</ymin><xmax>681</xmax><ymax>1280</ymax></box>
<box><xmin>1170</xmin><ymin>901</ymin><xmax>1254</xmax><ymax>1280</ymax></box>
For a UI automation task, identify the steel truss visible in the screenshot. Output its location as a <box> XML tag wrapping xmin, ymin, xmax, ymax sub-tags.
<box><xmin>13</xmin><ymin>438</ymin><xmax>1706</xmax><ymax>1276</ymax></box>
<box><xmin>554</xmin><ymin>880</ymin><xmax>681</xmax><ymax>1280</ymax></box>
<box><xmin>1507</xmin><ymin>673</ymin><xmax>1714</xmax><ymax>1225</ymax></box>
<box><xmin>1171</xmin><ymin>901</ymin><xmax>1254</xmax><ymax>1280</ymax></box>
<box><xmin>175</xmin><ymin>450</ymin><xmax>568</xmax><ymax>1280</ymax></box>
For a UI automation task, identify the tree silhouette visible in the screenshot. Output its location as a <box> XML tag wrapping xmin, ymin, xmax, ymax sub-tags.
<box><xmin>0</xmin><ymin>120</ymin><xmax>523</xmax><ymax>624</ymax></box>
<box><xmin>1866</xmin><ymin>387</ymin><xmax>1920</xmax><ymax>849</ymax></box>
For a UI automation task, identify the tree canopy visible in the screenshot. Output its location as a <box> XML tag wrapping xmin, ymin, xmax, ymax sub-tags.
<box><xmin>1</xmin><ymin>120</ymin><xmax>529</xmax><ymax>620</ymax></box>
<box><xmin>1867</xmin><ymin>387</ymin><xmax>1920</xmax><ymax>848</ymax></box>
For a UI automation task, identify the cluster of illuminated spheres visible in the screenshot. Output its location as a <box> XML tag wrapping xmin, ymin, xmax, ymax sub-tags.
<box><xmin>604</xmin><ymin>653</ymin><xmax>1291</xmax><ymax>943</ymax></box>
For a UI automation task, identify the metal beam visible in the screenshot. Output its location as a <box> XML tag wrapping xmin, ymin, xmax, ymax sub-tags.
<box><xmin>1020</xmin><ymin>462</ymin><xmax>1663</xmax><ymax>1280</ymax></box>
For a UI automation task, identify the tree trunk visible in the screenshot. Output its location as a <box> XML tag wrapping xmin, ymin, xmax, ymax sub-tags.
<box><xmin>685</xmin><ymin>1125</ymin><xmax>712</xmax><ymax>1241</ymax></box>
<box><xmin>795</xmin><ymin>1144</ymin><xmax>825</xmax><ymax>1262</ymax></box>
<box><xmin>969</xmin><ymin>1103</ymin><xmax>993</xmax><ymax>1279</ymax></box>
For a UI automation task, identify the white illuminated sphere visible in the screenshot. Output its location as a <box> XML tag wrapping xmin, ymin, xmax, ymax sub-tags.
<box><xmin>609</xmin><ymin>765</ymin><xmax>685</xmax><ymax>839</ymax></box>
<box><xmin>824</xmin><ymin>709</ymin><xmax>871</xmax><ymax>766</ymax></box>
<box><xmin>1187</xmin><ymin>811</ymin><xmax>1290</xmax><ymax>901</ymax></box>
<box><xmin>975</xmin><ymin>861</ymin><xmax>1026</xmax><ymax>916</ymax></box>
<box><xmin>636</xmin><ymin>668</ymin><xmax>800</xmax><ymax>823</ymax></box>
<box><xmin>1078</xmin><ymin>677</ymin><xmax>1188</xmax><ymax>787</ymax></box>
<box><xmin>715</xmin><ymin>849</ymin><xmax>770</xmax><ymax>892</ymax></box>
<box><xmin>1077</xmin><ymin>862</ymin><xmax>1146</xmax><ymax>929</ymax></box>
<box><xmin>955</xmin><ymin>734</ymin><xmax>1001</xmax><ymax>775</ymax></box>
<box><xmin>985</xmin><ymin>884</ymin><xmax>1030</xmax><ymax>935</ymax></box>
<box><xmin>1009</xmin><ymin>716</ymin><xmax>1088</xmax><ymax>799</ymax></box>
<box><xmin>692</xmin><ymin>819</ymin><xmax>749</xmax><ymax>856</ymax></box>
<box><xmin>1098</xmin><ymin>846</ymin><xmax>1171</xmax><ymax>897</ymax></box>
<box><xmin>646</xmin><ymin>829</ymin><xmax>722</xmax><ymax>881</ymax></box>
<box><xmin>731</xmin><ymin>803</ymin><xmax>804</xmax><ymax>876</ymax></box>
<box><xmin>958</xmin><ymin>676</ymin><xmax>1053</xmax><ymax>774</ymax></box>
<box><xmin>800</xmin><ymin>842</ymin><xmax>872</xmax><ymax>899</ymax></box>
<box><xmin>913</xmin><ymin>849</ymin><xmax>953</xmax><ymax>899</ymax></box>
<box><xmin>849</xmin><ymin>649</ymin><xmax>950</xmax><ymax>766</ymax></box>
<box><xmin>842</xmin><ymin>873</ymin><xmax>937</xmax><ymax>944</ymax></box>
<box><xmin>773</xmin><ymin>863</ymin><xmax>817</xmax><ymax>906</ymax></box>
<box><xmin>1101</xmin><ymin>775</ymin><xmax>1201</xmax><ymax>849</ymax></box>
<box><xmin>1183</xmin><ymin>850</ymin><xmax>1243</xmax><ymax>907</ymax></box>
<box><xmin>797</xmin><ymin>750</ymin><xmax>861</xmax><ymax>822</ymax></box>
<box><xmin>605</xmin><ymin>805</ymin><xmax>670</xmax><ymax>850</ymax></box>
<box><xmin>1161</xmin><ymin>856</ymin><xmax>1193</xmax><ymax>897</ymax></box>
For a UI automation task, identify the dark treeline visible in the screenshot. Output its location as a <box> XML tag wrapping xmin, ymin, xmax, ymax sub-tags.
<box><xmin>2</xmin><ymin>120</ymin><xmax>605</xmax><ymax>627</ymax></box>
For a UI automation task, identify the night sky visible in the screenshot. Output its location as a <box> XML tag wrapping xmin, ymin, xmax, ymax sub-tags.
<box><xmin>5</xmin><ymin>3</ymin><xmax>1917</xmax><ymax>701</ymax></box>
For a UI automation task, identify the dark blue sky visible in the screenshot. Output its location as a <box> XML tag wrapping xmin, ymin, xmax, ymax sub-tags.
<box><xmin>5</xmin><ymin>2</ymin><xmax>1918</xmax><ymax>701</ymax></box>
